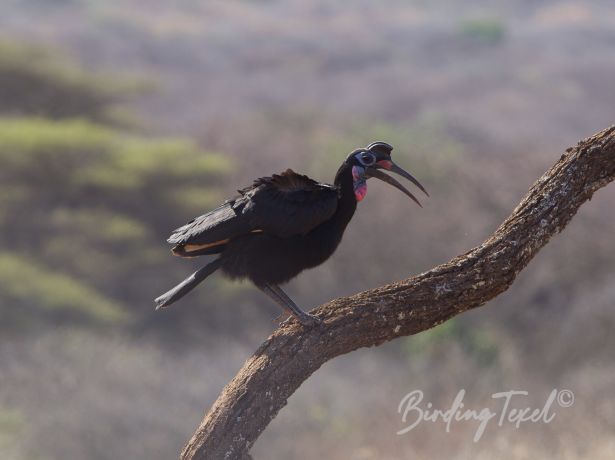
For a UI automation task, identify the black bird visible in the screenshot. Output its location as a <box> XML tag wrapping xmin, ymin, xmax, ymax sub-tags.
<box><xmin>155</xmin><ymin>142</ymin><xmax>428</xmax><ymax>326</ymax></box>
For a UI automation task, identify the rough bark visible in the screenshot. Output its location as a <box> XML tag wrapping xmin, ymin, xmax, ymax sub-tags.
<box><xmin>181</xmin><ymin>126</ymin><xmax>615</xmax><ymax>460</ymax></box>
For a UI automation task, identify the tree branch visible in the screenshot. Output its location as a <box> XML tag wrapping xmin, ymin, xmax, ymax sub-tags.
<box><xmin>181</xmin><ymin>126</ymin><xmax>615</xmax><ymax>460</ymax></box>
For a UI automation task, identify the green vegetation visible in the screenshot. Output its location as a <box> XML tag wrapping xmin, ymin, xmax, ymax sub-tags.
<box><xmin>0</xmin><ymin>407</ymin><xmax>24</xmax><ymax>458</ymax></box>
<box><xmin>402</xmin><ymin>318</ymin><xmax>500</xmax><ymax>368</ymax></box>
<box><xmin>459</xmin><ymin>18</ymin><xmax>506</xmax><ymax>44</ymax></box>
<box><xmin>0</xmin><ymin>253</ymin><xmax>126</xmax><ymax>324</ymax></box>
<box><xmin>0</xmin><ymin>40</ymin><xmax>145</xmax><ymax>123</ymax></box>
<box><xmin>0</xmin><ymin>408</ymin><xmax>24</xmax><ymax>435</ymax></box>
<box><xmin>0</xmin><ymin>41</ymin><xmax>232</xmax><ymax>333</ymax></box>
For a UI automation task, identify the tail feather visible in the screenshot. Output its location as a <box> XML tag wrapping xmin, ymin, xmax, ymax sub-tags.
<box><xmin>155</xmin><ymin>259</ymin><xmax>222</xmax><ymax>310</ymax></box>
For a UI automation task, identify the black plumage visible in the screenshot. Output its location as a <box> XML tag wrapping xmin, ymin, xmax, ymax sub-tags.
<box><xmin>155</xmin><ymin>142</ymin><xmax>427</xmax><ymax>326</ymax></box>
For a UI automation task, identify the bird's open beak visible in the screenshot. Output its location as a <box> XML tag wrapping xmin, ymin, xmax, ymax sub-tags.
<box><xmin>365</xmin><ymin>160</ymin><xmax>429</xmax><ymax>207</ymax></box>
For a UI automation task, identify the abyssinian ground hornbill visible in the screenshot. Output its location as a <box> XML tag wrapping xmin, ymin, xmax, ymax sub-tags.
<box><xmin>155</xmin><ymin>142</ymin><xmax>428</xmax><ymax>326</ymax></box>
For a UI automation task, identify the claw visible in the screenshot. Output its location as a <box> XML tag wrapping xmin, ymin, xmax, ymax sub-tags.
<box><xmin>296</xmin><ymin>312</ymin><xmax>321</xmax><ymax>327</ymax></box>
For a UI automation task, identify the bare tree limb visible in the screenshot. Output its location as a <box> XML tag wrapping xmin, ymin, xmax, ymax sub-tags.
<box><xmin>181</xmin><ymin>126</ymin><xmax>615</xmax><ymax>460</ymax></box>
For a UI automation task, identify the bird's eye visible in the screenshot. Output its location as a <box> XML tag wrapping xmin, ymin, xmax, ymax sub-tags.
<box><xmin>358</xmin><ymin>152</ymin><xmax>376</xmax><ymax>166</ymax></box>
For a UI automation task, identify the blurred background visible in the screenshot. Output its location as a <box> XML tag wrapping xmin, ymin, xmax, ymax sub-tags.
<box><xmin>0</xmin><ymin>1</ymin><xmax>614</xmax><ymax>459</ymax></box>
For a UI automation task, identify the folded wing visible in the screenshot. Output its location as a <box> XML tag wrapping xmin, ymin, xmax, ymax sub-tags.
<box><xmin>167</xmin><ymin>170</ymin><xmax>339</xmax><ymax>255</ymax></box>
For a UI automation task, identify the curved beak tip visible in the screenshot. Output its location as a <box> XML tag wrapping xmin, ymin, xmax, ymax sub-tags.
<box><xmin>369</xmin><ymin>160</ymin><xmax>428</xmax><ymax>206</ymax></box>
<box><xmin>365</xmin><ymin>167</ymin><xmax>424</xmax><ymax>207</ymax></box>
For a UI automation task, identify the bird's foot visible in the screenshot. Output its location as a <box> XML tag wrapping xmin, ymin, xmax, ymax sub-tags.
<box><xmin>275</xmin><ymin>312</ymin><xmax>321</xmax><ymax>327</ymax></box>
<box><xmin>293</xmin><ymin>312</ymin><xmax>322</xmax><ymax>327</ymax></box>
<box><xmin>273</xmin><ymin>312</ymin><xmax>289</xmax><ymax>324</ymax></box>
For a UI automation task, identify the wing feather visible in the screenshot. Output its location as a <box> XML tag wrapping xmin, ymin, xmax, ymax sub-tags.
<box><xmin>167</xmin><ymin>170</ymin><xmax>339</xmax><ymax>247</ymax></box>
<box><xmin>167</xmin><ymin>199</ymin><xmax>248</xmax><ymax>245</ymax></box>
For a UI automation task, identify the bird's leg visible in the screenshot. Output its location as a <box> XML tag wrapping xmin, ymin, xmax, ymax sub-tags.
<box><xmin>258</xmin><ymin>285</ymin><xmax>296</xmax><ymax>324</ymax></box>
<box><xmin>259</xmin><ymin>284</ymin><xmax>321</xmax><ymax>327</ymax></box>
<box><xmin>269</xmin><ymin>285</ymin><xmax>311</xmax><ymax>326</ymax></box>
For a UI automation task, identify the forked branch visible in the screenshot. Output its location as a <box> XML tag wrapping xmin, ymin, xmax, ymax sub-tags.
<box><xmin>182</xmin><ymin>126</ymin><xmax>615</xmax><ymax>460</ymax></box>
